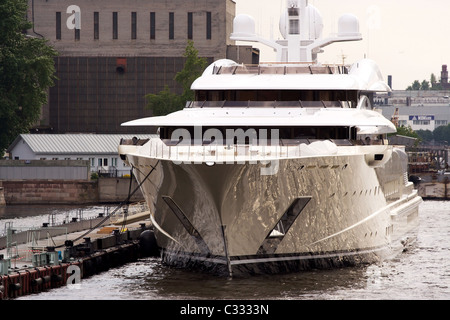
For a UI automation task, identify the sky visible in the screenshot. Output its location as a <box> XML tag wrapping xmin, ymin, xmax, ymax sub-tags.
<box><xmin>234</xmin><ymin>0</ymin><xmax>450</xmax><ymax>90</ymax></box>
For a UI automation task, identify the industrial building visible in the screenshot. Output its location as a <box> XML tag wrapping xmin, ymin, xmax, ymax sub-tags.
<box><xmin>375</xmin><ymin>86</ymin><xmax>450</xmax><ymax>132</ymax></box>
<box><xmin>378</xmin><ymin>105</ymin><xmax>450</xmax><ymax>132</ymax></box>
<box><xmin>6</xmin><ymin>134</ymin><xmax>154</xmax><ymax>177</ymax></box>
<box><xmin>26</xmin><ymin>0</ymin><xmax>256</xmax><ymax>134</ymax></box>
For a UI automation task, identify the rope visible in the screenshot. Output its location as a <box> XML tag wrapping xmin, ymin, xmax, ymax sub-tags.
<box><xmin>54</xmin><ymin>160</ymin><xmax>160</xmax><ymax>248</ymax></box>
<box><xmin>120</xmin><ymin>167</ymin><xmax>135</xmax><ymax>232</ymax></box>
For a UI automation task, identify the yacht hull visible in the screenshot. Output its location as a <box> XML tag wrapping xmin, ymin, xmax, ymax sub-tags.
<box><xmin>126</xmin><ymin>145</ymin><xmax>421</xmax><ymax>275</ymax></box>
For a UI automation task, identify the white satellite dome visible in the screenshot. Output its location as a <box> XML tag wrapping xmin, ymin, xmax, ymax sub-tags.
<box><xmin>231</xmin><ymin>14</ymin><xmax>256</xmax><ymax>38</ymax></box>
<box><xmin>338</xmin><ymin>14</ymin><xmax>360</xmax><ymax>37</ymax></box>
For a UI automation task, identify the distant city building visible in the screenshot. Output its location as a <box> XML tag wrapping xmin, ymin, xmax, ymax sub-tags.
<box><xmin>375</xmin><ymin>90</ymin><xmax>450</xmax><ymax>108</ymax></box>
<box><xmin>374</xmin><ymin>87</ymin><xmax>450</xmax><ymax>132</ymax></box>
<box><xmin>440</xmin><ymin>65</ymin><xmax>450</xmax><ymax>90</ymax></box>
<box><xmin>378</xmin><ymin>105</ymin><xmax>450</xmax><ymax>132</ymax></box>
<box><xmin>26</xmin><ymin>0</ymin><xmax>257</xmax><ymax>134</ymax></box>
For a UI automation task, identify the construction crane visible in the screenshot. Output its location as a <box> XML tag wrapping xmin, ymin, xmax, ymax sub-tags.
<box><xmin>391</xmin><ymin>107</ymin><xmax>399</xmax><ymax>128</ymax></box>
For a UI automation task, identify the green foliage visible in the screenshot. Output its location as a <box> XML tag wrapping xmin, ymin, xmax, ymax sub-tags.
<box><xmin>0</xmin><ymin>0</ymin><xmax>57</xmax><ymax>155</ymax></box>
<box><xmin>145</xmin><ymin>85</ymin><xmax>185</xmax><ymax>117</ymax></box>
<box><xmin>433</xmin><ymin>124</ymin><xmax>450</xmax><ymax>144</ymax></box>
<box><xmin>395</xmin><ymin>125</ymin><xmax>420</xmax><ymax>140</ymax></box>
<box><xmin>414</xmin><ymin>125</ymin><xmax>450</xmax><ymax>145</ymax></box>
<box><xmin>406</xmin><ymin>73</ymin><xmax>442</xmax><ymax>90</ymax></box>
<box><xmin>392</xmin><ymin>125</ymin><xmax>421</xmax><ymax>146</ymax></box>
<box><xmin>145</xmin><ymin>40</ymin><xmax>207</xmax><ymax>116</ymax></box>
<box><xmin>90</xmin><ymin>172</ymin><xmax>99</xmax><ymax>180</ymax></box>
<box><xmin>416</xmin><ymin>129</ymin><xmax>434</xmax><ymax>143</ymax></box>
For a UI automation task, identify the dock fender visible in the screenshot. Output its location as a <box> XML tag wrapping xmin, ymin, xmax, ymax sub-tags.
<box><xmin>8</xmin><ymin>274</ymin><xmax>21</xmax><ymax>296</ymax></box>
<box><xmin>139</xmin><ymin>229</ymin><xmax>159</xmax><ymax>257</ymax></box>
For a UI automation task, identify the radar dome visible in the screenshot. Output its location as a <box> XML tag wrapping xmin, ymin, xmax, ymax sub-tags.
<box><xmin>338</xmin><ymin>14</ymin><xmax>360</xmax><ymax>37</ymax></box>
<box><xmin>232</xmin><ymin>14</ymin><xmax>256</xmax><ymax>38</ymax></box>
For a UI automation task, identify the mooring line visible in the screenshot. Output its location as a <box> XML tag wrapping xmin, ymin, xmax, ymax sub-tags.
<box><xmin>54</xmin><ymin>160</ymin><xmax>160</xmax><ymax>248</ymax></box>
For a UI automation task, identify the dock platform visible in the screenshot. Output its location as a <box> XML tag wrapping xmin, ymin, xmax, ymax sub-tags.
<box><xmin>0</xmin><ymin>213</ymin><xmax>155</xmax><ymax>300</ymax></box>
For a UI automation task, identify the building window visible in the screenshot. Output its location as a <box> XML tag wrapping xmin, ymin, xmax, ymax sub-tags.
<box><xmin>188</xmin><ymin>12</ymin><xmax>193</xmax><ymax>40</ymax></box>
<box><xmin>98</xmin><ymin>158</ymin><xmax>102</xmax><ymax>166</ymax></box>
<box><xmin>169</xmin><ymin>12</ymin><xmax>174</xmax><ymax>40</ymax></box>
<box><xmin>94</xmin><ymin>12</ymin><xmax>99</xmax><ymax>40</ymax></box>
<box><xmin>131</xmin><ymin>12</ymin><xmax>137</xmax><ymax>39</ymax></box>
<box><xmin>56</xmin><ymin>12</ymin><xmax>61</xmax><ymax>40</ymax></box>
<box><xmin>413</xmin><ymin>120</ymin><xmax>430</xmax><ymax>125</ymax></box>
<box><xmin>75</xmin><ymin>28</ymin><xmax>80</xmax><ymax>40</ymax></box>
<box><xmin>150</xmin><ymin>12</ymin><xmax>156</xmax><ymax>39</ymax></box>
<box><xmin>206</xmin><ymin>12</ymin><xmax>212</xmax><ymax>40</ymax></box>
<box><xmin>103</xmin><ymin>158</ymin><xmax>108</xmax><ymax>166</ymax></box>
<box><xmin>436</xmin><ymin>120</ymin><xmax>448</xmax><ymax>126</ymax></box>
<box><xmin>113</xmin><ymin>12</ymin><xmax>118</xmax><ymax>39</ymax></box>
<box><xmin>89</xmin><ymin>158</ymin><xmax>95</xmax><ymax>167</ymax></box>
<box><xmin>112</xmin><ymin>157</ymin><xmax>118</xmax><ymax>167</ymax></box>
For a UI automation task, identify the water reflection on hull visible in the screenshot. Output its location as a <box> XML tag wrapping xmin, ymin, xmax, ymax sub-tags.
<box><xmin>129</xmin><ymin>148</ymin><xmax>421</xmax><ymax>275</ymax></box>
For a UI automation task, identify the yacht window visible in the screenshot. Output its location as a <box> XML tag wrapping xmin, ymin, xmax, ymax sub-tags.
<box><xmin>289</xmin><ymin>19</ymin><xmax>300</xmax><ymax>34</ymax></box>
<box><xmin>288</xmin><ymin>7</ymin><xmax>300</xmax><ymax>35</ymax></box>
<box><xmin>160</xmin><ymin>126</ymin><xmax>357</xmax><ymax>145</ymax></box>
<box><xmin>194</xmin><ymin>90</ymin><xmax>358</xmax><ymax>107</ymax></box>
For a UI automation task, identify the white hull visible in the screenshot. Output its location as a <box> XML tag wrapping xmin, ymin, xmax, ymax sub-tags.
<box><xmin>122</xmin><ymin>141</ymin><xmax>421</xmax><ymax>275</ymax></box>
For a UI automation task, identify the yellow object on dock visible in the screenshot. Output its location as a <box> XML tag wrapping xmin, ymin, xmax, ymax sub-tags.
<box><xmin>97</xmin><ymin>226</ymin><xmax>119</xmax><ymax>234</ymax></box>
<box><xmin>110</xmin><ymin>211</ymin><xmax>150</xmax><ymax>226</ymax></box>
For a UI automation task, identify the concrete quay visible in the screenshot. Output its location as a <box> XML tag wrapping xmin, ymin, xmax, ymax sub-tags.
<box><xmin>0</xmin><ymin>178</ymin><xmax>144</xmax><ymax>205</ymax></box>
<box><xmin>0</xmin><ymin>214</ymin><xmax>156</xmax><ymax>299</ymax></box>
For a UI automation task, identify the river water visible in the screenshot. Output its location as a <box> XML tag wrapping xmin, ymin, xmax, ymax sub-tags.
<box><xmin>1</xmin><ymin>200</ymin><xmax>448</xmax><ymax>301</ymax></box>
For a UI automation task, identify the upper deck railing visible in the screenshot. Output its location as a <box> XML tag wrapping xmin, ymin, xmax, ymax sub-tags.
<box><xmin>212</xmin><ymin>64</ymin><xmax>349</xmax><ymax>76</ymax></box>
<box><xmin>186</xmin><ymin>100</ymin><xmax>354</xmax><ymax>108</ymax></box>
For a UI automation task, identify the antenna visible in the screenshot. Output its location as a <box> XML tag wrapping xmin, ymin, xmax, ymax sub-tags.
<box><xmin>339</xmin><ymin>50</ymin><xmax>347</xmax><ymax>65</ymax></box>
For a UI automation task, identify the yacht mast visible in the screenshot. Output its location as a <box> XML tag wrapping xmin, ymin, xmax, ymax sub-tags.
<box><xmin>231</xmin><ymin>0</ymin><xmax>362</xmax><ymax>63</ymax></box>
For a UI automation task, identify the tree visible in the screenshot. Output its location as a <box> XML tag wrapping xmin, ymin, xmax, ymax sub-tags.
<box><xmin>0</xmin><ymin>0</ymin><xmax>57</xmax><ymax>155</ymax></box>
<box><xmin>433</xmin><ymin>124</ymin><xmax>450</xmax><ymax>144</ymax></box>
<box><xmin>430</xmin><ymin>73</ymin><xmax>437</xmax><ymax>89</ymax></box>
<box><xmin>420</xmin><ymin>80</ymin><xmax>430</xmax><ymax>90</ymax></box>
<box><xmin>145</xmin><ymin>85</ymin><xmax>184</xmax><ymax>117</ymax></box>
<box><xmin>407</xmin><ymin>73</ymin><xmax>443</xmax><ymax>90</ymax></box>
<box><xmin>146</xmin><ymin>41</ymin><xmax>207</xmax><ymax>116</ymax></box>
<box><xmin>407</xmin><ymin>80</ymin><xmax>421</xmax><ymax>91</ymax></box>
<box><xmin>396</xmin><ymin>125</ymin><xmax>420</xmax><ymax>140</ymax></box>
<box><xmin>416</xmin><ymin>129</ymin><xmax>434</xmax><ymax>143</ymax></box>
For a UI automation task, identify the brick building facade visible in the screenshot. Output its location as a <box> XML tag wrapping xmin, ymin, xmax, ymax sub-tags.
<box><xmin>26</xmin><ymin>0</ymin><xmax>255</xmax><ymax>133</ymax></box>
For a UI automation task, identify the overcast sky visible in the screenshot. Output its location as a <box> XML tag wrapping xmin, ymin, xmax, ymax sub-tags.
<box><xmin>235</xmin><ymin>0</ymin><xmax>450</xmax><ymax>90</ymax></box>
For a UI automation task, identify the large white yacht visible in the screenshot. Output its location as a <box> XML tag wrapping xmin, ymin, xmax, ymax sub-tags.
<box><xmin>119</xmin><ymin>0</ymin><xmax>421</xmax><ymax>275</ymax></box>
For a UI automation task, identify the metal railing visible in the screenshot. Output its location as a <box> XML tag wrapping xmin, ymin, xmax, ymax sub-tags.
<box><xmin>145</xmin><ymin>138</ymin><xmax>351</xmax><ymax>164</ymax></box>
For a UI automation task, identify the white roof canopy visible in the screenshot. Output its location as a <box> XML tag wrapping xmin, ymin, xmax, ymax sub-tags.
<box><xmin>191</xmin><ymin>59</ymin><xmax>391</xmax><ymax>92</ymax></box>
<box><xmin>122</xmin><ymin>107</ymin><xmax>397</xmax><ymax>134</ymax></box>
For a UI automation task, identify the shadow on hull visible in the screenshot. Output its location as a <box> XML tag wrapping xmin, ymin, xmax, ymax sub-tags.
<box><xmin>160</xmin><ymin>248</ymin><xmax>387</xmax><ymax>277</ymax></box>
